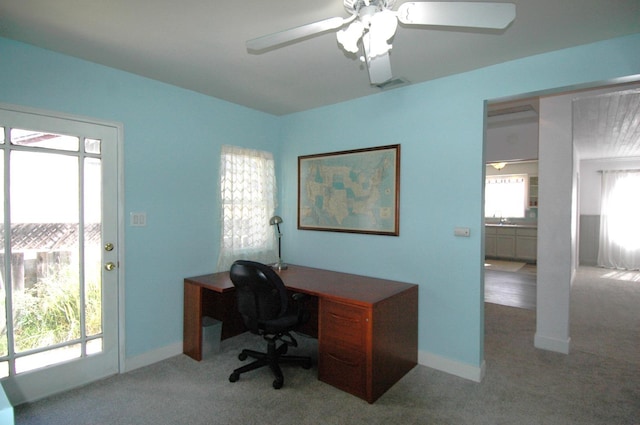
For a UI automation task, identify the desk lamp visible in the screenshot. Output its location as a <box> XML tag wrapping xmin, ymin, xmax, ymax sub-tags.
<box><xmin>269</xmin><ymin>215</ymin><xmax>288</xmax><ymax>270</ymax></box>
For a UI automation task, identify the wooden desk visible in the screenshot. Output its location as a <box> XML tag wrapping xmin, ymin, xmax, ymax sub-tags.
<box><xmin>183</xmin><ymin>265</ymin><xmax>418</xmax><ymax>403</ymax></box>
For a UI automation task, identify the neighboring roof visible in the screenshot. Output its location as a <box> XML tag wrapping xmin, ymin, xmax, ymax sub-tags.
<box><xmin>8</xmin><ymin>223</ymin><xmax>101</xmax><ymax>251</ymax></box>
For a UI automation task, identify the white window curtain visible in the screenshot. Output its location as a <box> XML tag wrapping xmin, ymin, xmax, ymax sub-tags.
<box><xmin>216</xmin><ymin>145</ymin><xmax>278</xmax><ymax>271</ymax></box>
<box><xmin>597</xmin><ymin>170</ymin><xmax>640</xmax><ymax>271</ymax></box>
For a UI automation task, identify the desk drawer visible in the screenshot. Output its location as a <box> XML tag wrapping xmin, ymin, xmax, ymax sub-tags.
<box><xmin>318</xmin><ymin>342</ymin><xmax>366</xmax><ymax>399</ymax></box>
<box><xmin>320</xmin><ymin>300</ymin><xmax>368</xmax><ymax>349</ymax></box>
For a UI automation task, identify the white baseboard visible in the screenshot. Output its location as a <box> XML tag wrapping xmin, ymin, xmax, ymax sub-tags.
<box><xmin>534</xmin><ymin>333</ymin><xmax>571</xmax><ymax>354</ymax></box>
<box><xmin>124</xmin><ymin>342</ymin><xmax>184</xmax><ymax>372</ymax></box>
<box><xmin>419</xmin><ymin>350</ymin><xmax>486</xmax><ymax>383</ymax></box>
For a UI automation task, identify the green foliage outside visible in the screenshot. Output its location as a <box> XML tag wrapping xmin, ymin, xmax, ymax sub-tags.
<box><xmin>0</xmin><ymin>261</ymin><xmax>102</xmax><ymax>356</ymax></box>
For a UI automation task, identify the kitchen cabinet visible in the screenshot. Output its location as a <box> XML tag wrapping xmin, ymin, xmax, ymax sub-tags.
<box><xmin>496</xmin><ymin>227</ymin><xmax>516</xmax><ymax>258</ymax></box>
<box><xmin>485</xmin><ymin>226</ymin><xmax>497</xmax><ymax>257</ymax></box>
<box><xmin>485</xmin><ymin>225</ymin><xmax>537</xmax><ymax>262</ymax></box>
<box><xmin>515</xmin><ymin>227</ymin><xmax>537</xmax><ymax>261</ymax></box>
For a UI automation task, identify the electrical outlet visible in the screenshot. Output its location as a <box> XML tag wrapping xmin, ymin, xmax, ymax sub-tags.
<box><xmin>454</xmin><ymin>227</ymin><xmax>470</xmax><ymax>237</ymax></box>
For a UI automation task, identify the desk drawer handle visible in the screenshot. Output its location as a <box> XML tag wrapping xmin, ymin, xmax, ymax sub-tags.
<box><xmin>327</xmin><ymin>352</ymin><xmax>359</xmax><ymax>367</ymax></box>
<box><xmin>329</xmin><ymin>312</ymin><xmax>360</xmax><ymax>324</ymax></box>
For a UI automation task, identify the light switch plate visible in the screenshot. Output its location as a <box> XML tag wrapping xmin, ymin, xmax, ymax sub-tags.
<box><xmin>130</xmin><ymin>212</ymin><xmax>147</xmax><ymax>227</ymax></box>
<box><xmin>454</xmin><ymin>227</ymin><xmax>470</xmax><ymax>237</ymax></box>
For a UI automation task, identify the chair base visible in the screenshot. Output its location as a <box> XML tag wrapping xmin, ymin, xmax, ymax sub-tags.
<box><xmin>229</xmin><ymin>336</ymin><xmax>312</xmax><ymax>389</ymax></box>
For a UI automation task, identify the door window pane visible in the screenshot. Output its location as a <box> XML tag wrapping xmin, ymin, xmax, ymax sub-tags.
<box><xmin>11</xmin><ymin>128</ymin><xmax>79</xmax><ymax>151</ymax></box>
<box><xmin>85</xmin><ymin>138</ymin><xmax>101</xmax><ymax>154</ymax></box>
<box><xmin>87</xmin><ymin>337</ymin><xmax>102</xmax><ymax>355</ymax></box>
<box><xmin>84</xmin><ymin>158</ymin><xmax>102</xmax><ymax>337</ymax></box>
<box><xmin>0</xmin><ymin>151</ymin><xmax>5</xmax><ymax>358</ymax></box>
<box><xmin>10</xmin><ymin>151</ymin><xmax>81</xmax><ymax>353</ymax></box>
<box><xmin>15</xmin><ymin>344</ymin><xmax>81</xmax><ymax>374</ymax></box>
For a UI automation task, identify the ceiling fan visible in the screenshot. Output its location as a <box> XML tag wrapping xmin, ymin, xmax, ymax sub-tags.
<box><xmin>247</xmin><ymin>1</ymin><xmax>516</xmax><ymax>86</ymax></box>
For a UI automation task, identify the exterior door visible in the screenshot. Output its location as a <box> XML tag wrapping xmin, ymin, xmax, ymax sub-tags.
<box><xmin>0</xmin><ymin>105</ymin><xmax>121</xmax><ymax>404</ymax></box>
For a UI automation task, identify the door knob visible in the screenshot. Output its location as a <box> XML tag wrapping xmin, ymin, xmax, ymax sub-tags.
<box><xmin>104</xmin><ymin>262</ymin><xmax>116</xmax><ymax>271</ymax></box>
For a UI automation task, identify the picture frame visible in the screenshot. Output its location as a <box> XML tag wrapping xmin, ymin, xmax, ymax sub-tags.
<box><xmin>298</xmin><ymin>144</ymin><xmax>400</xmax><ymax>236</ymax></box>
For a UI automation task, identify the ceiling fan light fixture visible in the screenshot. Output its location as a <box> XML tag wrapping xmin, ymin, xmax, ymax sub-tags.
<box><xmin>337</xmin><ymin>21</ymin><xmax>365</xmax><ymax>53</ymax></box>
<box><xmin>345</xmin><ymin>0</ymin><xmax>397</xmax><ymax>15</ymax></box>
<box><xmin>490</xmin><ymin>162</ymin><xmax>507</xmax><ymax>170</ymax></box>
<box><xmin>367</xmin><ymin>9</ymin><xmax>398</xmax><ymax>58</ymax></box>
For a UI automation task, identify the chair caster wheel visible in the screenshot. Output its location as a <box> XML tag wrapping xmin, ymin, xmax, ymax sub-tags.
<box><xmin>229</xmin><ymin>372</ymin><xmax>239</xmax><ymax>383</ymax></box>
<box><xmin>272</xmin><ymin>378</ymin><xmax>283</xmax><ymax>389</ymax></box>
<box><xmin>302</xmin><ymin>359</ymin><xmax>312</xmax><ymax>369</ymax></box>
<box><xmin>238</xmin><ymin>352</ymin><xmax>248</xmax><ymax>361</ymax></box>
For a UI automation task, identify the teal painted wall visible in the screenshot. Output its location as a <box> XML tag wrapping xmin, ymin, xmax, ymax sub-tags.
<box><xmin>279</xmin><ymin>34</ymin><xmax>640</xmax><ymax>367</ymax></box>
<box><xmin>0</xmin><ymin>37</ymin><xmax>280</xmax><ymax>359</ymax></box>
<box><xmin>1</xmin><ymin>33</ymin><xmax>639</xmax><ymax>373</ymax></box>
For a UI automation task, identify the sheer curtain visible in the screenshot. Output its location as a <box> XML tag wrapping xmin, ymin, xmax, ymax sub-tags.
<box><xmin>216</xmin><ymin>145</ymin><xmax>278</xmax><ymax>271</ymax></box>
<box><xmin>597</xmin><ymin>170</ymin><xmax>640</xmax><ymax>270</ymax></box>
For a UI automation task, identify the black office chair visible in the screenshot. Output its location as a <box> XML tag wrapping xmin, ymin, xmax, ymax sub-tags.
<box><xmin>228</xmin><ymin>260</ymin><xmax>312</xmax><ymax>389</ymax></box>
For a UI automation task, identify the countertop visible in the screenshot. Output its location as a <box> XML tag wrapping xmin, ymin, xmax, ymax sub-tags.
<box><xmin>486</xmin><ymin>223</ymin><xmax>537</xmax><ymax>229</ymax></box>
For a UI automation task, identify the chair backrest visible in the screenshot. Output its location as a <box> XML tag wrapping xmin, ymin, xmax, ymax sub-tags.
<box><xmin>229</xmin><ymin>260</ymin><xmax>289</xmax><ymax>333</ymax></box>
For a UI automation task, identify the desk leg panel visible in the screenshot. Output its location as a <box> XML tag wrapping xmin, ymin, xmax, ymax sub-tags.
<box><xmin>183</xmin><ymin>282</ymin><xmax>203</xmax><ymax>361</ymax></box>
<box><xmin>202</xmin><ymin>289</ymin><xmax>246</xmax><ymax>340</ymax></box>
<box><xmin>371</xmin><ymin>285</ymin><xmax>419</xmax><ymax>402</ymax></box>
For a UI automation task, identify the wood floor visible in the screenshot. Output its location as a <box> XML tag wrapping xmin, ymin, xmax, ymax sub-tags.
<box><xmin>484</xmin><ymin>262</ymin><xmax>536</xmax><ymax>310</ymax></box>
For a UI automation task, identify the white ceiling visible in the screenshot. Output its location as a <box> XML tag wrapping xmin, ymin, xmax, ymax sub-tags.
<box><xmin>573</xmin><ymin>84</ymin><xmax>640</xmax><ymax>160</ymax></box>
<box><xmin>488</xmin><ymin>82</ymin><xmax>640</xmax><ymax>161</ymax></box>
<box><xmin>1</xmin><ymin>0</ymin><xmax>639</xmax><ymax>116</ymax></box>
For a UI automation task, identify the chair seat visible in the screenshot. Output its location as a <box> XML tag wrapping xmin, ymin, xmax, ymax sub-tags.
<box><xmin>259</xmin><ymin>314</ymin><xmax>300</xmax><ymax>334</ymax></box>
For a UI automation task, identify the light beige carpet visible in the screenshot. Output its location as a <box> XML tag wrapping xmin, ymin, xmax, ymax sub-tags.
<box><xmin>484</xmin><ymin>259</ymin><xmax>526</xmax><ymax>272</ymax></box>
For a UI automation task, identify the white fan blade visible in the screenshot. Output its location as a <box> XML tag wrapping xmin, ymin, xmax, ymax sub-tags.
<box><xmin>397</xmin><ymin>2</ymin><xmax>515</xmax><ymax>29</ymax></box>
<box><xmin>247</xmin><ymin>17</ymin><xmax>348</xmax><ymax>52</ymax></box>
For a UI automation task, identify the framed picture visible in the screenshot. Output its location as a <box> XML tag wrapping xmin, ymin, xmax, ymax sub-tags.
<box><xmin>298</xmin><ymin>144</ymin><xmax>400</xmax><ymax>236</ymax></box>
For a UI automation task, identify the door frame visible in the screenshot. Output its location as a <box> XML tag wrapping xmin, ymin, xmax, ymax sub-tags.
<box><xmin>0</xmin><ymin>102</ymin><xmax>126</xmax><ymax>402</ymax></box>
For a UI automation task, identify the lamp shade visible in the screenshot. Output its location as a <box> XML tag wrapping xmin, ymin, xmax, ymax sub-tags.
<box><xmin>269</xmin><ymin>215</ymin><xmax>283</xmax><ymax>225</ymax></box>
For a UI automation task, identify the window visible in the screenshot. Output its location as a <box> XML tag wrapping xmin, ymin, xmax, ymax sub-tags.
<box><xmin>216</xmin><ymin>145</ymin><xmax>278</xmax><ymax>271</ymax></box>
<box><xmin>485</xmin><ymin>174</ymin><xmax>527</xmax><ymax>218</ymax></box>
<box><xmin>598</xmin><ymin>170</ymin><xmax>640</xmax><ymax>270</ymax></box>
